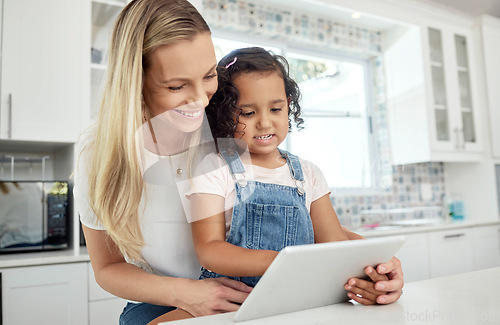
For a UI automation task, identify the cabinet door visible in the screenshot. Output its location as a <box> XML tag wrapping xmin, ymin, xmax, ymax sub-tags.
<box><xmin>428</xmin><ymin>228</ymin><xmax>474</xmax><ymax>278</ymax></box>
<box><xmin>391</xmin><ymin>233</ymin><xmax>430</xmax><ymax>282</ymax></box>
<box><xmin>473</xmin><ymin>225</ymin><xmax>500</xmax><ymax>270</ymax></box>
<box><xmin>425</xmin><ymin>26</ymin><xmax>482</xmax><ymax>154</ymax></box>
<box><xmin>482</xmin><ymin>16</ymin><xmax>500</xmax><ymax>158</ymax></box>
<box><xmin>385</xmin><ymin>25</ymin><xmax>482</xmax><ymax>164</ymax></box>
<box><xmin>0</xmin><ymin>0</ymin><xmax>85</xmax><ymax>142</ymax></box>
<box><xmin>1</xmin><ymin>263</ymin><xmax>88</xmax><ymax>325</ymax></box>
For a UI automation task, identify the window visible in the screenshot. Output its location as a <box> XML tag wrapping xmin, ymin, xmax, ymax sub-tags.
<box><xmin>212</xmin><ymin>37</ymin><xmax>376</xmax><ymax>190</ymax></box>
<box><xmin>286</xmin><ymin>51</ymin><xmax>374</xmax><ymax>189</ymax></box>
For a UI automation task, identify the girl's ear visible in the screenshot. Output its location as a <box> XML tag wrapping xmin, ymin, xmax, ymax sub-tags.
<box><xmin>287</xmin><ymin>95</ymin><xmax>292</xmax><ymax>107</ymax></box>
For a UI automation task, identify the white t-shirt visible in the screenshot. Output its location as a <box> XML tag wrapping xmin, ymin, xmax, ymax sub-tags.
<box><xmin>74</xmin><ymin>128</ymin><xmax>211</xmax><ymax>280</ymax></box>
<box><xmin>186</xmin><ymin>152</ymin><xmax>331</xmax><ymax>237</ymax></box>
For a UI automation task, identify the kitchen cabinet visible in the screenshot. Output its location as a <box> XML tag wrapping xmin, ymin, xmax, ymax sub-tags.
<box><xmin>473</xmin><ymin>224</ymin><xmax>500</xmax><ymax>270</ymax></box>
<box><xmin>88</xmin><ymin>262</ymin><xmax>126</xmax><ymax>324</ymax></box>
<box><xmin>428</xmin><ymin>228</ymin><xmax>475</xmax><ymax>278</ymax></box>
<box><xmin>1</xmin><ymin>263</ymin><xmax>88</xmax><ymax>325</ymax></box>
<box><xmin>90</xmin><ymin>0</ymin><xmax>128</xmax><ymax>120</ymax></box>
<box><xmin>385</xmin><ymin>23</ymin><xmax>482</xmax><ymax>165</ymax></box>
<box><xmin>391</xmin><ymin>233</ymin><xmax>430</xmax><ymax>282</ymax></box>
<box><xmin>0</xmin><ymin>0</ymin><xmax>87</xmax><ymax>143</ymax></box>
<box><xmin>480</xmin><ymin>15</ymin><xmax>500</xmax><ymax>159</ymax></box>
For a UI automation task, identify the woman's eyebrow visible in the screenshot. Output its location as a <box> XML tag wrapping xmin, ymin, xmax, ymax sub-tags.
<box><xmin>160</xmin><ymin>64</ymin><xmax>217</xmax><ymax>84</ymax></box>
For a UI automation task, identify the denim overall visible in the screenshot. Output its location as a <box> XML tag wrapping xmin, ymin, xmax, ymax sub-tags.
<box><xmin>199</xmin><ymin>148</ymin><xmax>315</xmax><ymax>287</ymax></box>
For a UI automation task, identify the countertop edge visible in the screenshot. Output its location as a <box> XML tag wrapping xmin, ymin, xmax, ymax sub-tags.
<box><xmin>0</xmin><ymin>247</ymin><xmax>90</xmax><ymax>269</ymax></box>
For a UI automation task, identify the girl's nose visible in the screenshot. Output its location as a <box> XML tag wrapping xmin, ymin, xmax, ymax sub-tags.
<box><xmin>257</xmin><ymin>113</ymin><xmax>272</xmax><ymax>129</ymax></box>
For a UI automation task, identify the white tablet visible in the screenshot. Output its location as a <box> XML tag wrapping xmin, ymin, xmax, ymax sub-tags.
<box><xmin>234</xmin><ymin>236</ymin><xmax>406</xmax><ymax>322</ymax></box>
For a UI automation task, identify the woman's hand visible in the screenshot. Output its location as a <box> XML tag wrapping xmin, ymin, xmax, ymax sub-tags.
<box><xmin>174</xmin><ymin>277</ymin><xmax>252</xmax><ymax>317</ymax></box>
<box><xmin>345</xmin><ymin>256</ymin><xmax>404</xmax><ymax>305</ymax></box>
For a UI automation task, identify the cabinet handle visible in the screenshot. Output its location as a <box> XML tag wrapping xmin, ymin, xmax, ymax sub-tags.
<box><xmin>7</xmin><ymin>93</ymin><xmax>12</xmax><ymax>139</ymax></box>
<box><xmin>459</xmin><ymin>128</ymin><xmax>465</xmax><ymax>149</ymax></box>
<box><xmin>454</xmin><ymin>127</ymin><xmax>461</xmax><ymax>149</ymax></box>
<box><xmin>444</xmin><ymin>233</ymin><xmax>465</xmax><ymax>239</ymax></box>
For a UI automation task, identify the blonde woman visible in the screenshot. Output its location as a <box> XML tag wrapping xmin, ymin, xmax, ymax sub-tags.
<box><xmin>75</xmin><ymin>0</ymin><xmax>404</xmax><ymax>323</ymax></box>
<box><xmin>74</xmin><ymin>0</ymin><xmax>252</xmax><ymax>323</ymax></box>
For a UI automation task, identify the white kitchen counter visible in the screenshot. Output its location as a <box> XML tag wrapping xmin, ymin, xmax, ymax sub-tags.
<box><xmin>162</xmin><ymin>267</ymin><xmax>500</xmax><ymax>325</ymax></box>
<box><xmin>352</xmin><ymin>219</ymin><xmax>500</xmax><ymax>238</ymax></box>
<box><xmin>0</xmin><ymin>219</ymin><xmax>497</xmax><ymax>268</ymax></box>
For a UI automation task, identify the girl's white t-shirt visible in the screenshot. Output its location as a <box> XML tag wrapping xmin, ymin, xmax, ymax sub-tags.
<box><xmin>186</xmin><ymin>152</ymin><xmax>331</xmax><ymax>236</ymax></box>
<box><xmin>74</xmin><ymin>128</ymin><xmax>203</xmax><ymax>280</ymax></box>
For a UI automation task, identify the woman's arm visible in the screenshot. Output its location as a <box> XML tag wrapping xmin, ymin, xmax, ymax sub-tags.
<box><xmin>191</xmin><ymin>193</ymin><xmax>278</xmax><ymax>277</ymax></box>
<box><xmin>309</xmin><ymin>194</ymin><xmax>349</xmax><ymax>243</ymax></box>
<box><xmin>83</xmin><ymin>225</ymin><xmax>251</xmax><ymax>316</ymax></box>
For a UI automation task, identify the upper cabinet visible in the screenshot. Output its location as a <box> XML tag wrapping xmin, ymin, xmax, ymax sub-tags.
<box><xmin>90</xmin><ymin>0</ymin><xmax>128</xmax><ymax>120</ymax></box>
<box><xmin>480</xmin><ymin>16</ymin><xmax>500</xmax><ymax>159</ymax></box>
<box><xmin>0</xmin><ymin>0</ymin><xmax>89</xmax><ymax>143</ymax></box>
<box><xmin>384</xmin><ymin>22</ymin><xmax>483</xmax><ymax>165</ymax></box>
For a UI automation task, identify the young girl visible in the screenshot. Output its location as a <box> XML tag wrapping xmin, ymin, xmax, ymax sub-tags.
<box><xmin>187</xmin><ymin>47</ymin><xmax>373</xmax><ymax>289</ymax></box>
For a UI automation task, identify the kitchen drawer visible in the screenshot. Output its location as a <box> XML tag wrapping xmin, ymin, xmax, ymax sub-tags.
<box><xmin>428</xmin><ymin>228</ymin><xmax>474</xmax><ymax>278</ymax></box>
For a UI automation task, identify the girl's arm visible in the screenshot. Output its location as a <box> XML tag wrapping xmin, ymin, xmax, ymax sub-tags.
<box><xmin>309</xmin><ymin>194</ymin><xmax>349</xmax><ymax>243</ymax></box>
<box><xmin>83</xmin><ymin>225</ymin><xmax>251</xmax><ymax>316</ymax></box>
<box><xmin>191</xmin><ymin>193</ymin><xmax>278</xmax><ymax>277</ymax></box>
<box><xmin>341</xmin><ymin>225</ymin><xmax>365</xmax><ymax>240</ymax></box>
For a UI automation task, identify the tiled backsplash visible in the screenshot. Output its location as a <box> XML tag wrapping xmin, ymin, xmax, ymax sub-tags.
<box><xmin>203</xmin><ymin>0</ymin><xmax>382</xmax><ymax>55</ymax></box>
<box><xmin>333</xmin><ymin>162</ymin><xmax>446</xmax><ymax>227</ymax></box>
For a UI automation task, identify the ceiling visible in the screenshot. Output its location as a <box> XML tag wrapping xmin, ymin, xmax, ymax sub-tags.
<box><xmin>421</xmin><ymin>0</ymin><xmax>500</xmax><ymax>19</ymax></box>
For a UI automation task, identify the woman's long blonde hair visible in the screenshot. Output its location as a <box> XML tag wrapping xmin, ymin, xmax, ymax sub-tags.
<box><xmin>87</xmin><ymin>0</ymin><xmax>210</xmax><ymax>261</ymax></box>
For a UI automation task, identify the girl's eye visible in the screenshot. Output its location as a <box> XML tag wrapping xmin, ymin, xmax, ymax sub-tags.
<box><xmin>204</xmin><ymin>73</ymin><xmax>217</xmax><ymax>80</ymax></box>
<box><xmin>271</xmin><ymin>108</ymin><xmax>283</xmax><ymax>112</ymax></box>
<box><xmin>168</xmin><ymin>85</ymin><xmax>184</xmax><ymax>91</ymax></box>
<box><xmin>240</xmin><ymin>111</ymin><xmax>254</xmax><ymax>117</ymax></box>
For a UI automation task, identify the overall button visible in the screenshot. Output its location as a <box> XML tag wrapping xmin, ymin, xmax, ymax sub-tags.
<box><xmin>297</xmin><ymin>186</ymin><xmax>305</xmax><ymax>196</ymax></box>
<box><xmin>237</xmin><ymin>179</ymin><xmax>248</xmax><ymax>187</ymax></box>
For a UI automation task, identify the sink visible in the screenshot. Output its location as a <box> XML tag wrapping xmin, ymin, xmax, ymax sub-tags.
<box><xmin>353</xmin><ymin>225</ymin><xmax>404</xmax><ymax>232</ymax></box>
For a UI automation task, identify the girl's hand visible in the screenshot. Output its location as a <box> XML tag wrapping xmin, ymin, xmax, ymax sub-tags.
<box><xmin>344</xmin><ymin>256</ymin><xmax>404</xmax><ymax>305</ymax></box>
<box><xmin>344</xmin><ymin>266</ymin><xmax>389</xmax><ymax>305</ymax></box>
<box><xmin>174</xmin><ymin>277</ymin><xmax>252</xmax><ymax>317</ymax></box>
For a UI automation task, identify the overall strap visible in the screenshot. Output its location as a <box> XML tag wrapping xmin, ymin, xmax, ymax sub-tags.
<box><xmin>219</xmin><ymin>148</ymin><xmax>245</xmax><ymax>175</ymax></box>
<box><xmin>278</xmin><ymin>149</ymin><xmax>304</xmax><ymax>182</ymax></box>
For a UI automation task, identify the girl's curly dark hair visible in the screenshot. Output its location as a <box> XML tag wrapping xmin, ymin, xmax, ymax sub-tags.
<box><xmin>205</xmin><ymin>47</ymin><xmax>303</xmax><ymax>141</ymax></box>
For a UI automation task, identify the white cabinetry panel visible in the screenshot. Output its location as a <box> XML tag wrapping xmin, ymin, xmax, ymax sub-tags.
<box><xmin>391</xmin><ymin>233</ymin><xmax>430</xmax><ymax>282</ymax></box>
<box><xmin>1</xmin><ymin>263</ymin><xmax>88</xmax><ymax>325</ymax></box>
<box><xmin>0</xmin><ymin>0</ymin><xmax>86</xmax><ymax>143</ymax></box>
<box><xmin>473</xmin><ymin>225</ymin><xmax>500</xmax><ymax>270</ymax></box>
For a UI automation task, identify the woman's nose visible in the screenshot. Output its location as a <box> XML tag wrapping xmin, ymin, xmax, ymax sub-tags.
<box><xmin>190</xmin><ymin>83</ymin><xmax>210</xmax><ymax>108</ymax></box>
